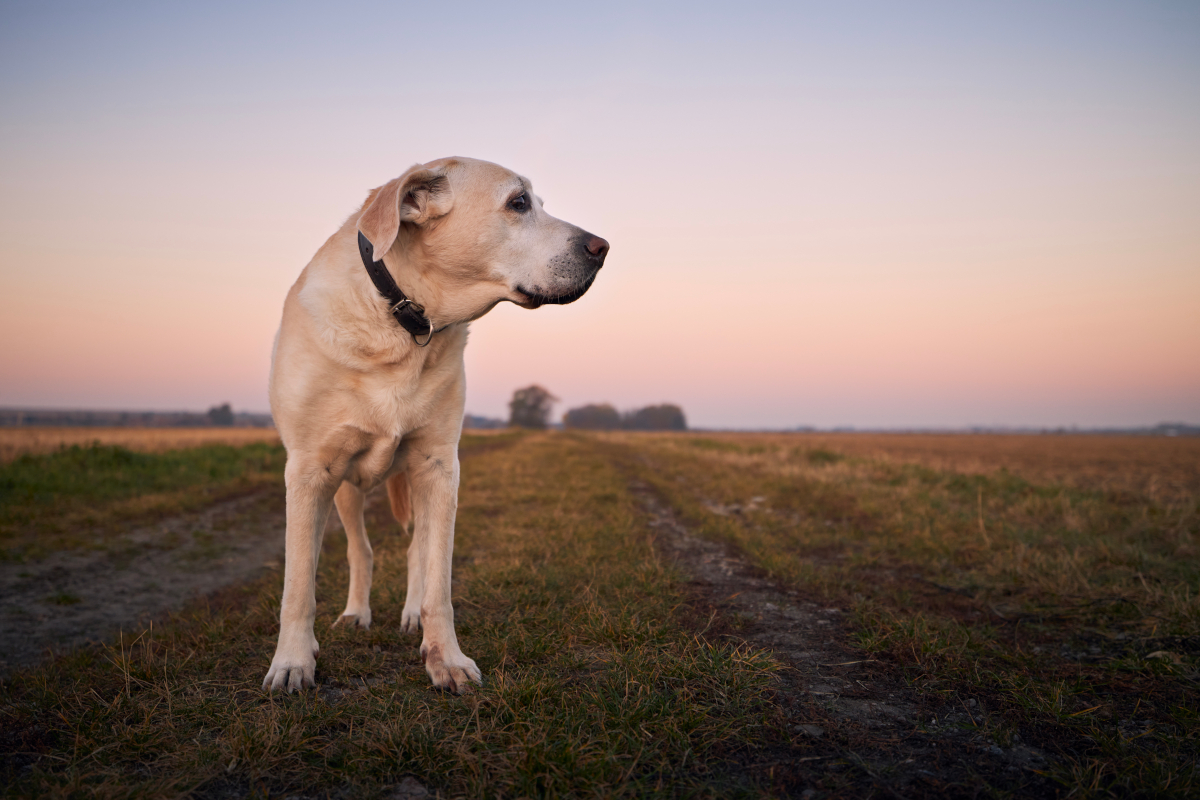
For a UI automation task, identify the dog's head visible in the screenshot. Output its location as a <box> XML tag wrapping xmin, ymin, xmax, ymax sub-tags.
<box><xmin>357</xmin><ymin>157</ymin><xmax>608</xmax><ymax>324</ymax></box>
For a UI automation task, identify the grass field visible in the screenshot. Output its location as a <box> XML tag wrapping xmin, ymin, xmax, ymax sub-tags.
<box><xmin>0</xmin><ymin>437</ymin><xmax>288</xmax><ymax>561</ymax></box>
<box><xmin>610</xmin><ymin>432</ymin><xmax>1199</xmax><ymax>795</ymax></box>
<box><xmin>0</xmin><ymin>427</ymin><xmax>281</xmax><ymax>463</ymax></box>
<box><xmin>1</xmin><ymin>430</ymin><xmax>1197</xmax><ymax>797</ymax></box>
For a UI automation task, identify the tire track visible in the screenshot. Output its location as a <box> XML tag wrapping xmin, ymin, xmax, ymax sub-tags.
<box><xmin>618</xmin><ymin>462</ymin><xmax>1054</xmax><ymax>797</ymax></box>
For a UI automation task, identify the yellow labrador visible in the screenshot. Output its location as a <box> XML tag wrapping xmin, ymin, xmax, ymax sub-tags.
<box><xmin>264</xmin><ymin>157</ymin><xmax>608</xmax><ymax>692</ymax></box>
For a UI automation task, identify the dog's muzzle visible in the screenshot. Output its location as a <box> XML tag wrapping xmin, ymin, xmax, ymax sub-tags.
<box><xmin>517</xmin><ymin>233</ymin><xmax>609</xmax><ymax>308</ymax></box>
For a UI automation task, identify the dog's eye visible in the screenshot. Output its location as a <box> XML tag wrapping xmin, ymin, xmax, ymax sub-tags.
<box><xmin>508</xmin><ymin>193</ymin><xmax>530</xmax><ymax>213</ymax></box>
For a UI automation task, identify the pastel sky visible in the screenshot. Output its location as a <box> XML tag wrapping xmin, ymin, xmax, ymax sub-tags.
<box><xmin>1</xmin><ymin>1</ymin><xmax>1197</xmax><ymax>428</ymax></box>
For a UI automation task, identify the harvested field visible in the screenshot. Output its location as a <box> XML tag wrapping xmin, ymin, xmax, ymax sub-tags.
<box><xmin>651</xmin><ymin>431</ymin><xmax>1200</xmax><ymax>501</ymax></box>
<box><xmin>0</xmin><ymin>426</ymin><xmax>280</xmax><ymax>463</ymax></box>
<box><xmin>1</xmin><ymin>430</ymin><xmax>1196</xmax><ymax>798</ymax></box>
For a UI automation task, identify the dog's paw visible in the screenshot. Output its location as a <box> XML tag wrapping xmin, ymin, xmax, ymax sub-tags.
<box><xmin>334</xmin><ymin>609</ymin><xmax>372</xmax><ymax>629</ymax></box>
<box><xmin>421</xmin><ymin>642</ymin><xmax>482</xmax><ymax>694</ymax></box>
<box><xmin>400</xmin><ymin>606</ymin><xmax>421</xmax><ymax>634</ymax></box>
<box><xmin>263</xmin><ymin>639</ymin><xmax>319</xmax><ymax>693</ymax></box>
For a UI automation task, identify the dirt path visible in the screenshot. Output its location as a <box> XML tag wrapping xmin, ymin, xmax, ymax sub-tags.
<box><xmin>627</xmin><ymin>476</ymin><xmax>1056</xmax><ymax>797</ymax></box>
<box><xmin>0</xmin><ymin>490</ymin><xmax>286</xmax><ymax>675</ymax></box>
<box><xmin>0</xmin><ymin>436</ymin><xmax>519</xmax><ymax>679</ymax></box>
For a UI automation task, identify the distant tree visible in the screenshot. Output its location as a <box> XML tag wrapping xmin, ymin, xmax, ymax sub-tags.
<box><xmin>623</xmin><ymin>404</ymin><xmax>687</xmax><ymax>431</ymax></box>
<box><xmin>563</xmin><ymin>403</ymin><xmax>622</xmax><ymax>430</ymax></box>
<box><xmin>508</xmin><ymin>385</ymin><xmax>558</xmax><ymax>429</ymax></box>
<box><xmin>207</xmin><ymin>403</ymin><xmax>235</xmax><ymax>426</ymax></box>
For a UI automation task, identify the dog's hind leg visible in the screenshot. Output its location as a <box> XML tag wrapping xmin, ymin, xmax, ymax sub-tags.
<box><xmin>387</xmin><ymin>469</ymin><xmax>413</xmax><ymax>535</ymax></box>
<box><xmin>332</xmin><ymin>481</ymin><xmax>372</xmax><ymax>629</ymax></box>
<box><xmin>388</xmin><ymin>472</ymin><xmax>423</xmax><ymax>633</ymax></box>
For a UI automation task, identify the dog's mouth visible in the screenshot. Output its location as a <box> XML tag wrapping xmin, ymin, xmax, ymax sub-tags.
<box><xmin>514</xmin><ymin>272</ymin><xmax>598</xmax><ymax>309</ymax></box>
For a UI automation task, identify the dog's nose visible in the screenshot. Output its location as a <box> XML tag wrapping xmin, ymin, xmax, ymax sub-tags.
<box><xmin>585</xmin><ymin>236</ymin><xmax>610</xmax><ymax>261</ymax></box>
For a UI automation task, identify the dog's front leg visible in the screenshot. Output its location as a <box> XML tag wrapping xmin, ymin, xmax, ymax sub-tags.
<box><xmin>264</xmin><ymin>460</ymin><xmax>338</xmax><ymax>692</ymax></box>
<box><xmin>411</xmin><ymin>449</ymin><xmax>481</xmax><ymax>692</ymax></box>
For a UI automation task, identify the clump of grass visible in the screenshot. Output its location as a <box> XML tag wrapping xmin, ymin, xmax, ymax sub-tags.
<box><xmin>805</xmin><ymin>448</ymin><xmax>842</xmax><ymax>466</ymax></box>
<box><xmin>687</xmin><ymin>437</ymin><xmax>743</xmax><ymax>452</ymax></box>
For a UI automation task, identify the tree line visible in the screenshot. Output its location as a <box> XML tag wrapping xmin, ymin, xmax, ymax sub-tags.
<box><xmin>506</xmin><ymin>385</ymin><xmax>686</xmax><ymax>431</ymax></box>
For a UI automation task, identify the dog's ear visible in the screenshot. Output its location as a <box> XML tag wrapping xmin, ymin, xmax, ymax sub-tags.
<box><xmin>358</xmin><ymin>166</ymin><xmax>454</xmax><ymax>261</ymax></box>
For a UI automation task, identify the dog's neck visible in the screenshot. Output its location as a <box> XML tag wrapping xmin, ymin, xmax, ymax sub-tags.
<box><xmin>357</xmin><ymin>231</ymin><xmax>442</xmax><ymax>345</ymax></box>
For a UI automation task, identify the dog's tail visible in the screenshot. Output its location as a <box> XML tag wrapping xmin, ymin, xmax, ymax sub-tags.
<box><xmin>386</xmin><ymin>471</ymin><xmax>413</xmax><ymax>535</ymax></box>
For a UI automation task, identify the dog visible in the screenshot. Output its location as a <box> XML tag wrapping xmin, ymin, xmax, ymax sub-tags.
<box><xmin>263</xmin><ymin>157</ymin><xmax>608</xmax><ymax>692</ymax></box>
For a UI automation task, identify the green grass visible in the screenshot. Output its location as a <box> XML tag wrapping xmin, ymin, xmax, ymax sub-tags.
<box><xmin>0</xmin><ymin>441</ymin><xmax>288</xmax><ymax>560</ymax></box>
<box><xmin>1</xmin><ymin>434</ymin><xmax>799</xmax><ymax>798</ymax></box>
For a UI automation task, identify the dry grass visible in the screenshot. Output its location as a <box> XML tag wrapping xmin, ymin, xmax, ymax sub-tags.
<box><xmin>457</xmin><ymin>426</ymin><xmax>519</xmax><ymax>436</ymax></box>
<box><xmin>0</xmin><ymin>427</ymin><xmax>280</xmax><ymax>463</ymax></box>
<box><xmin>672</xmin><ymin>431</ymin><xmax>1200</xmax><ymax>501</ymax></box>
<box><xmin>607</xmin><ymin>430</ymin><xmax>1199</xmax><ymax>797</ymax></box>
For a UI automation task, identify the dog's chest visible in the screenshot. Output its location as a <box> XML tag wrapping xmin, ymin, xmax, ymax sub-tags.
<box><xmin>353</xmin><ymin>343</ymin><xmax>463</xmax><ymax>437</ymax></box>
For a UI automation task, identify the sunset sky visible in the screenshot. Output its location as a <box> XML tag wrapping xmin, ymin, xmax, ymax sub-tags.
<box><xmin>1</xmin><ymin>1</ymin><xmax>1197</xmax><ymax>428</ymax></box>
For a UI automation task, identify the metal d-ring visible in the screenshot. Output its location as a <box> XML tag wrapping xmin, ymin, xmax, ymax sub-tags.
<box><xmin>412</xmin><ymin>319</ymin><xmax>435</xmax><ymax>347</ymax></box>
<box><xmin>389</xmin><ymin>297</ymin><xmax>435</xmax><ymax>347</ymax></box>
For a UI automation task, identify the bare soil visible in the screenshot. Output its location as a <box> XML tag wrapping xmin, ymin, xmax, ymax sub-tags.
<box><xmin>0</xmin><ymin>489</ymin><xmax>286</xmax><ymax>675</ymax></box>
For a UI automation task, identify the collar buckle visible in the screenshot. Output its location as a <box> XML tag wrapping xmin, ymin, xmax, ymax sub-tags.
<box><xmin>358</xmin><ymin>229</ymin><xmax>438</xmax><ymax>347</ymax></box>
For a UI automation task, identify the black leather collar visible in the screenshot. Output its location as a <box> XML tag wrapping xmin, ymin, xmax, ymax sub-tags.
<box><xmin>357</xmin><ymin>231</ymin><xmax>436</xmax><ymax>346</ymax></box>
